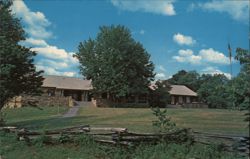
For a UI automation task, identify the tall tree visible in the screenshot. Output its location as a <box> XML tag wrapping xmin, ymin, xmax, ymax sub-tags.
<box><xmin>234</xmin><ymin>48</ymin><xmax>250</xmax><ymax>126</ymax></box>
<box><xmin>0</xmin><ymin>1</ymin><xmax>43</xmax><ymax>110</ymax></box>
<box><xmin>197</xmin><ymin>74</ymin><xmax>229</xmax><ymax>108</ymax></box>
<box><xmin>74</xmin><ymin>25</ymin><xmax>154</xmax><ymax>100</ymax></box>
<box><xmin>149</xmin><ymin>80</ymin><xmax>171</xmax><ymax>107</ymax></box>
<box><xmin>168</xmin><ymin>70</ymin><xmax>200</xmax><ymax>91</ymax></box>
<box><xmin>234</xmin><ymin>49</ymin><xmax>250</xmax><ymax>109</ymax></box>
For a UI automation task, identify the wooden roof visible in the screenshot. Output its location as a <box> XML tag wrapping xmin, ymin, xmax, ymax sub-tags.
<box><xmin>42</xmin><ymin>76</ymin><xmax>197</xmax><ymax>96</ymax></box>
<box><xmin>42</xmin><ymin>75</ymin><xmax>92</xmax><ymax>90</ymax></box>
<box><xmin>149</xmin><ymin>83</ymin><xmax>197</xmax><ymax>96</ymax></box>
<box><xmin>169</xmin><ymin>85</ymin><xmax>197</xmax><ymax>96</ymax></box>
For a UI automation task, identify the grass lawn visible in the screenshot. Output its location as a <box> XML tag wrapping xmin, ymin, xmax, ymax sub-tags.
<box><xmin>1</xmin><ymin>106</ymin><xmax>248</xmax><ymax>159</ymax></box>
<box><xmin>2</xmin><ymin>106</ymin><xmax>249</xmax><ymax>135</ymax></box>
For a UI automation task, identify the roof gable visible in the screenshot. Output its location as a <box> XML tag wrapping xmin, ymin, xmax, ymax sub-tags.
<box><xmin>42</xmin><ymin>75</ymin><xmax>92</xmax><ymax>90</ymax></box>
<box><xmin>42</xmin><ymin>76</ymin><xmax>197</xmax><ymax>96</ymax></box>
<box><xmin>169</xmin><ymin>85</ymin><xmax>197</xmax><ymax>96</ymax></box>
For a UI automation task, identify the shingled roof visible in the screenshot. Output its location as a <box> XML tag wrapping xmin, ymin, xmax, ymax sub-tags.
<box><xmin>42</xmin><ymin>76</ymin><xmax>197</xmax><ymax>96</ymax></box>
<box><xmin>42</xmin><ymin>75</ymin><xmax>92</xmax><ymax>90</ymax></box>
<box><xmin>169</xmin><ymin>85</ymin><xmax>197</xmax><ymax>96</ymax></box>
<box><xmin>149</xmin><ymin>83</ymin><xmax>197</xmax><ymax>96</ymax></box>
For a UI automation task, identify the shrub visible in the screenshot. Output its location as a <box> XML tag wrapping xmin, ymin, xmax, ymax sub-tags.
<box><xmin>0</xmin><ymin>112</ymin><xmax>6</xmax><ymax>126</ymax></box>
<box><xmin>58</xmin><ymin>133</ymin><xmax>71</xmax><ymax>144</ymax></box>
<box><xmin>151</xmin><ymin>107</ymin><xmax>176</xmax><ymax>133</ymax></box>
<box><xmin>33</xmin><ymin>133</ymin><xmax>52</xmax><ymax>147</ymax></box>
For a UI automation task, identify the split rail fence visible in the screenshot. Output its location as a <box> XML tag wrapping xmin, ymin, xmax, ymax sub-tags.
<box><xmin>0</xmin><ymin>125</ymin><xmax>249</xmax><ymax>156</ymax></box>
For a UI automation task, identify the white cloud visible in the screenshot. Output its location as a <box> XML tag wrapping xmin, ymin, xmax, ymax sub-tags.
<box><xmin>173</xmin><ymin>49</ymin><xmax>201</xmax><ymax>64</ymax></box>
<box><xmin>36</xmin><ymin>65</ymin><xmax>77</xmax><ymax>77</ymax></box>
<box><xmin>155</xmin><ymin>73</ymin><xmax>166</xmax><ymax>79</ymax></box>
<box><xmin>62</xmin><ymin>72</ymin><xmax>76</xmax><ymax>77</ymax></box>
<box><xmin>173</xmin><ymin>48</ymin><xmax>231</xmax><ymax>65</ymax></box>
<box><xmin>173</xmin><ymin>33</ymin><xmax>196</xmax><ymax>46</ymax></box>
<box><xmin>37</xmin><ymin>59</ymin><xmax>69</xmax><ymax>70</ymax></box>
<box><xmin>21</xmin><ymin>38</ymin><xmax>48</xmax><ymax>47</ymax></box>
<box><xmin>11</xmin><ymin>1</ymin><xmax>80</xmax><ymax>77</ymax></box>
<box><xmin>201</xmin><ymin>66</ymin><xmax>231</xmax><ymax>79</ymax></box>
<box><xmin>158</xmin><ymin>65</ymin><xmax>166</xmax><ymax>72</ymax></box>
<box><xmin>11</xmin><ymin>0</ymin><xmax>52</xmax><ymax>39</ymax></box>
<box><xmin>195</xmin><ymin>1</ymin><xmax>249</xmax><ymax>22</ymax></box>
<box><xmin>31</xmin><ymin>45</ymin><xmax>78</xmax><ymax>65</ymax></box>
<box><xmin>139</xmin><ymin>29</ymin><xmax>145</xmax><ymax>35</ymax></box>
<box><xmin>111</xmin><ymin>0</ymin><xmax>176</xmax><ymax>16</ymax></box>
<box><xmin>178</xmin><ymin>49</ymin><xmax>193</xmax><ymax>56</ymax></box>
<box><xmin>199</xmin><ymin>48</ymin><xmax>230</xmax><ymax>64</ymax></box>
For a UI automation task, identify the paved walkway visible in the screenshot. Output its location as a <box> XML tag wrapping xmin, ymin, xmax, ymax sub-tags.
<box><xmin>62</xmin><ymin>105</ymin><xmax>81</xmax><ymax>118</ymax></box>
<box><xmin>62</xmin><ymin>101</ymin><xmax>94</xmax><ymax>118</ymax></box>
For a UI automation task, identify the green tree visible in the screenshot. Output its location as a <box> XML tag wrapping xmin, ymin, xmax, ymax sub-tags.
<box><xmin>168</xmin><ymin>70</ymin><xmax>200</xmax><ymax>91</ymax></box>
<box><xmin>74</xmin><ymin>25</ymin><xmax>154</xmax><ymax>101</ymax></box>
<box><xmin>0</xmin><ymin>1</ymin><xmax>43</xmax><ymax>111</ymax></box>
<box><xmin>234</xmin><ymin>48</ymin><xmax>250</xmax><ymax>126</ymax></box>
<box><xmin>149</xmin><ymin>80</ymin><xmax>171</xmax><ymax>107</ymax></box>
<box><xmin>197</xmin><ymin>74</ymin><xmax>229</xmax><ymax>108</ymax></box>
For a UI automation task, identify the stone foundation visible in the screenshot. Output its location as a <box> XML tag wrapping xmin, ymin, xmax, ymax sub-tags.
<box><xmin>4</xmin><ymin>95</ymin><xmax>73</xmax><ymax>108</ymax></box>
<box><xmin>4</xmin><ymin>96</ymin><xmax>22</xmax><ymax>108</ymax></box>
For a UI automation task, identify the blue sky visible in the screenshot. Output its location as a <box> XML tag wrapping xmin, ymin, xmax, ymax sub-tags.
<box><xmin>11</xmin><ymin>0</ymin><xmax>249</xmax><ymax>79</ymax></box>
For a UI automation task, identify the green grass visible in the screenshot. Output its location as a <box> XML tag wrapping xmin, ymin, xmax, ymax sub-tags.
<box><xmin>1</xmin><ymin>106</ymin><xmax>249</xmax><ymax>159</ymax></box>
<box><xmin>2</xmin><ymin>106</ymin><xmax>248</xmax><ymax>135</ymax></box>
<box><xmin>77</xmin><ymin>107</ymin><xmax>248</xmax><ymax>135</ymax></box>
<box><xmin>2</xmin><ymin>106</ymin><xmax>68</xmax><ymax>130</ymax></box>
<box><xmin>3</xmin><ymin>106</ymin><xmax>68</xmax><ymax>123</ymax></box>
<box><xmin>0</xmin><ymin>131</ymin><xmax>245</xmax><ymax>159</ymax></box>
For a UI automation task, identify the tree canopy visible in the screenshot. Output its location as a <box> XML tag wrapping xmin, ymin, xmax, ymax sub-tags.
<box><xmin>149</xmin><ymin>80</ymin><xmax>171</xmax><ymax>108</ymax></box>
<box><xmin>234</xmin><ymin>48</ymin><xmax>250</xmax><ymax>126</ymax></box>
<box><xmin>74</xmin><ymin>25</ymin><xmax>154</xmax><ymax>99</ymax></box>
<box><xmin>167</xmin><ymin>70</ymin><xmax>234</xmax><ymax>109</ymax></box>
<box><xmin>0</xmin><ymin>1</ymin><xmax>43</xmax><ymax>110</ymax></box>
<box><xmin>197</xmin><ymin>74</ymin><xmax>229</xmax><ymax>108</ymax></box>
<box><xmin>167</xmin><ymin>70</ymin><xmax>200</xmax><ymax>91</ymax></box>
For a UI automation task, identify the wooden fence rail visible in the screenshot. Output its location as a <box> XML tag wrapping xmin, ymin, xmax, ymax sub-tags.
<box><xmin>0</xmin><ymin>125</ymin><xmax>249</xmax><ymax>155</ymax></box>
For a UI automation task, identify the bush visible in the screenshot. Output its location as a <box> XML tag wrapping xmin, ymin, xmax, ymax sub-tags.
<box><xmin>0</xmin><ymin>112</ymin><xmax>6</xmax><ymax>126</ymax></box>
<box><xmin>33</xmin><ymin>134</ymin><xmax>52</xmax><ymax>147</ymax></box>
<box><xmin>58</xmin><ymin>133</ymin><xmax>71</xmax><ymax>143</ymax></box>
<box><xmin>0</xmin><ymin>131</ymin><xmax>245</xmax><ymax>159</ymax></box>
<box><xmin>151</xmin><ymin>107</ymin><xmax>176</xmax><ymax>133</ymax></box>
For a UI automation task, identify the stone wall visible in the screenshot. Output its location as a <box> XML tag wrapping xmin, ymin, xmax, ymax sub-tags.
<box><xmin>4</xmin><ymin>95</ymin><xmax>73</xmax><ymax>108</ymax></box>
<box><xmin>4</xmin><ymin>96</ymin><xmax>22</xmax><ymax>108</ymax></box>
<box><xmin>22</xmin><ymin>95</ymin><xmax>73</xmax><ymax>107</ymax></box>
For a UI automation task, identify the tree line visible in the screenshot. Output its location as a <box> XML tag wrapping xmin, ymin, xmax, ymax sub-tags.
<box><xmin>167</xmin><ymin>65</ymin><xmax>249</xmax><ymax>110</ymax></box>
<box><xmin>0</xmin><ymin>0</ymin><xmax>249</xmax><ymax>116</ymax></box>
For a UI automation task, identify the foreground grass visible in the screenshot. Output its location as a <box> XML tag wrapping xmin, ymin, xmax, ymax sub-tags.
<box><xmin>2</xmin><ymin>106</ymin><xmax>68</xmax><ymax>130</ymax></box>
<box><xmin>0</xmin><ymin>131</ymin><xmax>245</xmax><ymax>159</ymax></box>
<box><xmin>77</xmin><ymin>107</ymin><xmax>248</xmax><ymax>135</ymax></box>
<box><xmin>1</xmin><ymin>106</ymin><xmax>248</xmax><ymax>159</ymax></box>
<box><xmin>2</xmin><ymin>106</ymin><xmax>248</xmax><ymax>135</ymax></box>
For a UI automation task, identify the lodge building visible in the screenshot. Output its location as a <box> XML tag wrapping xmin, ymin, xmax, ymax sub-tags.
<box><xmin>169</xmin><ymin>85</ymin><xmax>198</xmax><ymax>105</ymax></box>
<box><xmin>41</xmin><ymin>76</ymin><xmax>199</xmax><ymax>107</ymax></box>
<box><xmin>42</xmin><ymin>75</ymin><xmax>92</xmax><ymax>102</ymax></box>
<box><xmin>5</xmin><ymin>75</ymin><xmax>203</xmax><ymax>108</ymax></box>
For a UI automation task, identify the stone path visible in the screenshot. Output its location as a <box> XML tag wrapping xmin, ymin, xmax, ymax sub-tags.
<box><xmin>62</xmin><ymin>105</ymin><xmax>81</xmax><ymax>118</ymax></box>
<box><xmin>62</xmin><ymin>101</ymin><xmax>94</xmax><ymax>118</ymax></box>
